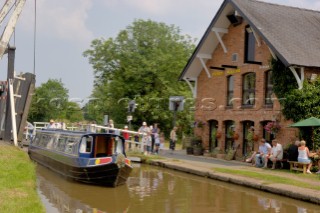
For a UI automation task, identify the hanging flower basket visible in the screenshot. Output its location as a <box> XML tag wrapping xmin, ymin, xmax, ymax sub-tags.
<box><xmin>264</xmin><ymin>121</ymin><xmax>281</xmax><ymax>135</ymax></box>
<box><xmin>253</xmin><ymin>134</ymin><xmax>259</xmax><ymax>142</ymax></box>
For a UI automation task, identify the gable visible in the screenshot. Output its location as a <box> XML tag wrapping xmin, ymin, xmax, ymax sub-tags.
<box><xmin>180</xmin><ymin>0</ymin><xmax>320</xmax><ymax>81</ymax></box>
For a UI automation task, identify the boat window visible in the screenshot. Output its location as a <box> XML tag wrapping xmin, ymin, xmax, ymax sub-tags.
<box><xmin>57</xmin><ymin>137</ymin><xmax>67</xmax><ymax>152</ymax></box>
<box><xmin>33</xmin><ymin>135</ymin><xmax>40</xmax><ymax>146</ymax></box>
<box><xmin>79</xmin><ymin>136</ymin><xmax>92</xmax><ymax>153</ymax></box>
<box><xmin>40</xmin><ymin>134</ymin><xmax>50</xmax><ymax>147</ymax></box>
<box><xmin>115</xmin><ymin>136</ymin><xmax>123</xmax><ymax>154</ymax></box>
<box><xmin>46</xmin><ymin>135</ymin><xmax>55</xmax><ymax>149</ymax></box>
<box><xmin>65</xmin><ymin>137</ymin><xmax>78</xmax><ymax>154</ymax></box>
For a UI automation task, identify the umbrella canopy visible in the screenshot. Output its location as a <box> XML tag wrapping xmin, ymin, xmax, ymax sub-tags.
<box><xmin>289</xmin><ymin>117</ymin><xmax>320</xmax><ymax>127</ymax></box>
<box><xmin>289</xmin><ymin>117</ymin><xmax>320</xmax><ymax>151</ymax></box>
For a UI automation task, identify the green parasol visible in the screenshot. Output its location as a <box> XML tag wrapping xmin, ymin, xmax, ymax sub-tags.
<box><xmin>289</xmin><ymin>117</ymin><xmax>320</xmax><ymax>150</ymax></box>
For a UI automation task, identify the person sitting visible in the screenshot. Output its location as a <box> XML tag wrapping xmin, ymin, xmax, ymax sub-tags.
<box><xmin>245</xmin><ymin>138</ymin><xmax>271</xmax><ymax>167</ymax></box>
<box><xmin>287</xmin><ymin>140</ymin><xmax>300</xmax><ymax>162</ymax></box>
<box><xmin>254</xmin><ymin>138</ymin><xmax>272</xmax><ymax>168</ymax></box>
<box><xmin>297</xmin><ymin>140</ymin><xmax>313</xmax><ymax>174</ymax></box>
<box><xmin>263</xmin><ymin>139</ymin><xmax>283</xmax><ymax>169</ymax></box>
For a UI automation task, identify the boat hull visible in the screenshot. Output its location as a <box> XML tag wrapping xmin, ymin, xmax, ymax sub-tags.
<box><xmin>28</xmin><ymin>147</ymin><xmax>132</xmax><ymax>187</ymax></box>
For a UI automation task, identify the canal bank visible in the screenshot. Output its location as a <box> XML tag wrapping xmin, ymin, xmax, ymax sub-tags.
<box><xmin>0</xmin><ymin>141</ymin><xmax>45</xmax><ymax>213</ymax></box>
<box><xmin>129</xmin><ymin>149</ymin><xmax>320</xmax><ymax>205</ymax></box>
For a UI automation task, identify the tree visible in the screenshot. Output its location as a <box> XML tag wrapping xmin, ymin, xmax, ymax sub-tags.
<box><xmin>28</xmin><ymin>79</ymin><xmax>83</xmax><ymax>123</ymax></box>
<box><xmin>271</xmin><ymin>58</ymin><xmax>320</xmax><ymax>149</ymax></box>
<box><xmin>83</xmin><ymin>19</ymin><xmax>195</xmax><ymax>134</ymax></box>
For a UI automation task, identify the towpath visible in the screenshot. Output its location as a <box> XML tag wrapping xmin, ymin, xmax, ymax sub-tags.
<box><xmin>142</xmin><ymin>149</ymin><xmax>320</xmax><ymax>205</ymax></box>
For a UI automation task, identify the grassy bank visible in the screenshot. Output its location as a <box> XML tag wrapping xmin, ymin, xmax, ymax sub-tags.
<box><xmin>128</xmin><ymin>151</ymin><xmax>320</xmax><ymax>191</ymax></box>
<box><xmin>0</xmin><ymin>143</ymin><xmax>45</xmax><ymax>213</ymax></box>
<box><xmin>215</xmin><ymin>167</ymin><xmax>320</xmax><ymax>190</ymax></box>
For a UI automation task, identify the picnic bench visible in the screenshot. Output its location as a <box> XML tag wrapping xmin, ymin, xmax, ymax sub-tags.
<box><xmin>288</xmin><ymin>161</ymin><xmax>310</xmax><ymax>174</ymax></box>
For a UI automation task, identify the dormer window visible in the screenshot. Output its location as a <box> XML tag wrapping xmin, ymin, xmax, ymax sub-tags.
<box><xmin>244</xmin><ymin>26</ymin><xmax>262</xmax><ymax>65</ymax></box>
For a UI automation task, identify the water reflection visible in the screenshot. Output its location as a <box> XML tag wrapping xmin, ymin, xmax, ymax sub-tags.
<box><xmin>37</xmin><ymin>164</ymin><xmax>320</xmax><ymax>213</ymax></box>
<box><xmin>37</xmin><ymin>165</ymin><xmax>130</xmax><ymax>213</ymax></box>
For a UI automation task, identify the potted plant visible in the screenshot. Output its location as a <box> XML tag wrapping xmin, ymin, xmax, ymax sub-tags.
<box><xmin>192</xmin><ymin>137</ymin><xmax>203</xmax><ymax>156</ymax></box>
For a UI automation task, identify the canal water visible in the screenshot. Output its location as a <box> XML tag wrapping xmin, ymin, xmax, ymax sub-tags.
<box><xmin>37</xmin><ymin>163</ymin><xmax>319</xmax><ymax>213</ymax></box>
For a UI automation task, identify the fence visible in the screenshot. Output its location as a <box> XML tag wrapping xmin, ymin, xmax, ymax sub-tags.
<box><xmin>24</xmin><ymin>122</ymin><xmax>147</xmax><ymax>153</ymax></box>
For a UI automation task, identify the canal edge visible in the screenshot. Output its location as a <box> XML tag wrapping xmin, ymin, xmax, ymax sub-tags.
<box><xmin>146</xmin><ymin>159</ymin><xmax>320</xmax><ymax>205</ymax></box>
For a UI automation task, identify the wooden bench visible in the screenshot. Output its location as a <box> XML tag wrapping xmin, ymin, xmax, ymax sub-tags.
<box><xmin>288</xmin><ymin>161</ymin><xmax>310</xmax><ymax>174</ymax></box>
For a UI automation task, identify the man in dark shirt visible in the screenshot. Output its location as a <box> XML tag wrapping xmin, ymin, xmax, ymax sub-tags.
<box><xmin>287</xmin><ymin>140</ymin><xmax>300</xmax><ymax>161</ymax></box>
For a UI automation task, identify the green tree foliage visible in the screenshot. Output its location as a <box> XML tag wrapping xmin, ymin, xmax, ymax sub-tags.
<box><xmin>28</xmin><ymin>79</ymin><xmax>83</xmax><ymax>123</ymax></box>
<box><xmin>271</xmin><ymin>58</ymin><xmax>320</xmax><ymax>149</ymax></box>
<box><xmin>83</xmin><ymin>19</ymin><xmax>195</xmax><ymax>134</ymax></box>
<box><xmin>271</xmin><ymin>57</ymin><xmax>297</xmax><ymax>104</ymax></box>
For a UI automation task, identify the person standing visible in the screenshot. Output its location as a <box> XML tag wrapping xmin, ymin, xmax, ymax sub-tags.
<box><xmin>123</xmin><ymin>126</ymin><xmax>130</xmax><ymax>150</ymax></box>
<box><xmin>108</xmin><ymin>119</ymin><xmax>115</xmax><ymax>134</ymax></box>
<box><xmin>159</xmin><ymin>132</ymin><xmax>165</xmax><ymax>153</ymax></box>
<box><xmin>47</xmin><ymin>119</ymin><xmax>56</xmax><ymax>129</ymax></box>
<box><xmin>151</xmin><ymin>123</ymin><xmax>159</xmax><ymax>154</ymax></box>
<box><xmin>170</xmin><ymin>127</ymin><xmax>178</xmax><ymax>152</ymax></box>
<box><xmin>154</xmin><ymin>130</ymin><xmax>160</xmax><ymax>154</ymax></box>
<box><xmin>138</xmin><ymin>122</ymin><xmax>151</xmax><ymax>155</ymax></box>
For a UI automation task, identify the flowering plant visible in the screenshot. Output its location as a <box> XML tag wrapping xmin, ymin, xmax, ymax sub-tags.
<box><xmin>193</xmin><ymin>120</ymin><xmax>206</xmax><ymax>128</ymax></box>
<box><xmin>264</xmin><ymin>121</ymin><xmax>281</xmax><ymax>134</ymax></box>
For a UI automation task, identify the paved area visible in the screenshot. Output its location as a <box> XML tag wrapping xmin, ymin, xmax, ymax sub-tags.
<box><xmin>147</xmin><ymin>149</ymin><xmax>320</xmax><ymax>205</ymax></box>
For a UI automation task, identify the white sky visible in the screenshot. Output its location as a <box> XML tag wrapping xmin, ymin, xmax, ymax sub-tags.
<box><xmin>0</xmin><ymin>0</ymin><xmax>319</xmax><ymax>104</ymax></box>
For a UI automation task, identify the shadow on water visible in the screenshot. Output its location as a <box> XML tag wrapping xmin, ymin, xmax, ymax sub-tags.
<box><xmin>37</xmin><ymin>163</ymin><xmax>320</xmax><ymax>213</ymax></box>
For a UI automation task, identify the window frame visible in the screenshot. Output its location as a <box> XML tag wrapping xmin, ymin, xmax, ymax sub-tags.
<box><xmin>226</xmin><ymin>75</ymin><xmax>234</xmax><ymax>107</ymax></box>
<box><xmin>264</xmin><ymin>70</ymin><xmax>274</xmax><ymax>106</ymax></box>
<box><xmin>244</xmin><ymin>25</ymin><xmax>262</xmax><ymax>65</ymax></box>
<box><xmin>242</xmin><ymin>72</ymin><xmax>256</xmax><ymax>107</ymax></box>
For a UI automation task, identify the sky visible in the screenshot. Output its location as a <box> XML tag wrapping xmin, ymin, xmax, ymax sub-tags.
<box><xmin>0</xmin><ymin>0</ymin><xmax>319</xmax><ymax>106</ymax></box>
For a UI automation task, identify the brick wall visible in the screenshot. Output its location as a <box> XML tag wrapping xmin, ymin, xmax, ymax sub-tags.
<box><xmin>194</xmin><ymin>21</ymin><xmax>301</xmax><ymax>156</ymax></box>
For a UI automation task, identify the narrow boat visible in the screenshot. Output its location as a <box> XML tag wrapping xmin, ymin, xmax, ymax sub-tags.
<box><xmin>28</xmin><ymin>129</ymin><xmax>132</xmax><ymax>187</ymax></box>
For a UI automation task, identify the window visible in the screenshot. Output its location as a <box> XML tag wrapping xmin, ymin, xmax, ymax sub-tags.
<box><xmin>115</xmin><ymin>136</ymin><xmax>124</xmax><ymax>154</ymax></box>
<box><xmin>80</xmin><ymin>136</ymin><xmax>93</xmax><ymax>153</ymax></box>
<box><xmin>227</xmin><ymin>75</ymin><xmax>234</xmax><ymax>107</ymax></box>
<box><xmin>225</xmin><ymin>121</ymin><xmax>235</xmax><ymax>152</ymax></box>
<box><xmin>57</xmin><ymin>137</ymin><xmax>67</xmax><ymax>152</ymax></box>
<box><xmin>244</xmin><ymin>26</ymin><xmax>262</xmax><ymax>64</ymax></box>
<box><xmin>265</xmin><ymin>70</ymin><xmax>273</xmax><ymax>105</ymax></box>
<box><xmin>242</xmin><ymin>73</ymin><xmax>256</xmax><ymax>106</ymax></box>
<box><xmin>65</xmin><ymin>137</ymin><xmax>79</xmax><ymax>155</ymax></box>
<box><xmin>242</xmin><ymin>121</ymin><xmax>254</xmax><ymax>155</ymax></box>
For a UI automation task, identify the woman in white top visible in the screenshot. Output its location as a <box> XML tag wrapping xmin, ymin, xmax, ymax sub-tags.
<box><xmin>298</xmin><ymin>140</ymin><xmax>313</xmax><ymax>174</ymax></box>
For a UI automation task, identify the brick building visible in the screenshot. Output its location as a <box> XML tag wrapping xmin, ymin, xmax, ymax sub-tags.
<box><xmin>179</xmin><ymin>0</ymin><xmax>320</xmax><ymax>157</ymax></box>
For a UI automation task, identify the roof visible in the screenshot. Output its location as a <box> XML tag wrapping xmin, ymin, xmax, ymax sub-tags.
<box><xmin>180</xmin><ymin>0</ymin><xmax>320</xmax><ymax>80</ymax></box>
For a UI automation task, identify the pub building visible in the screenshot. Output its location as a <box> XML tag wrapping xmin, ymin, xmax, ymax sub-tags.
<box><xmin>179</xmin><ymin>0</ymin><xmax>320</xmax><ymax>158</ymax></box>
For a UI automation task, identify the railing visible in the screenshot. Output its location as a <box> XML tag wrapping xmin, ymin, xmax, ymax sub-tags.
<box><xmin>24</xmin><ymin>122</ymin><xmax>147</xmax><ymax>153</ymax></box>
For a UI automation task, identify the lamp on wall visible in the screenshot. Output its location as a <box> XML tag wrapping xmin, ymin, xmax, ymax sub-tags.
<box><xmin>310</xmin><ymin>73</ymin><xmax>318</xmax><ymax>82</ymax></box>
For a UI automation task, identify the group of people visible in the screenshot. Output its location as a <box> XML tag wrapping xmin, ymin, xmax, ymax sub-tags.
<box><xmin>246</xmin><ymin>139</ymin><xmax>282</xmax><ymax>169</ymax></box>
<box><xmin>246</xmin><ymin>138</ymin><xmax>320</xmax><ymax>174</ymax></box>
<box><xmin>287</xmin><ymin>140</ymin><xmax>320</xmax><ymax>174</ymax></box>
<box><xmin>137</xmin><ymin>122</ymin><xmax>165</xmax><ymax>155</ymax></box>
